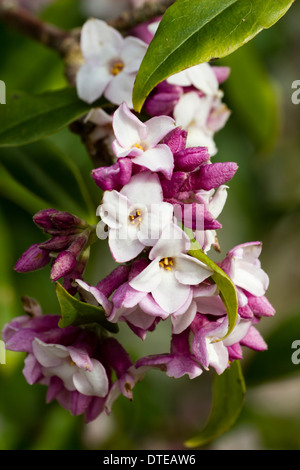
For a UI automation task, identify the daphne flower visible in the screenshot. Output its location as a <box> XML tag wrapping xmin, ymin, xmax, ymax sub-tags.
<box><xmin>173</xmin><ymin>91</ymin><xmax>230</xmax><ymax>155</ymax></box>
<box><xmin>191</xmin><ymin>314</ymin><xmax>252</xmax><ymax>375</ymax></box>
<box><xmin>112</xmin><ymin>103</ymin><xmax>176</xmax><ymax>178</ymax></box>
<box><xmin>129</xmin><ymin>223</ymin><xmax>213</xmax><ymax>314</ymax></box>
<box><xmin>219</xmin><ymin>242</ymin><xmax>270</xmax><ymax>303</ymax></box>
<box><xmin>167</xmin><ymin>62</ymin><xmax>220</xmax><ymax>97</ymax></box>
<box><xmin>76</xmin><ymin>19</ymin><xmax>147</xmax><ymax>107</ymax></box>
<box><xmin>99</xmin><ymin>172</ymin><xmax>174</xmax><ymax>262</ymax></box>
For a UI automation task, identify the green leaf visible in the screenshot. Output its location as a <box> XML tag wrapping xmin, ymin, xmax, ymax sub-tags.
<box><xmin>56</xmin><ymin>282</ymin><xmax>118</xmax><ymax>333</ymax></box>
<box><xmin>0</xmin><ymin>139</ymin><xmax>96</xmax><ymax>222</ymax></box>
<box><xmin>220</xmin><ymin>43</ymin><xmax>279</xmax><ymax>153</ymax></box>
<box><xmin>185</xmin><ymin>360</ymin><xmax>246</xmax><ymax>448</ymax></box>
<box><xmin>0</xmin><ymin>87</ymin><xmax>91</xmax><ymax>147</ymax></box>
<box><xmin>189</xmin><ymin>248</ymin><xmax>238</xmax><ymax>339</ymax></box>
<box><xmin>133</xmin><ymin>0</ymin><xmax>295</xmax><ymax>111</ymax></box>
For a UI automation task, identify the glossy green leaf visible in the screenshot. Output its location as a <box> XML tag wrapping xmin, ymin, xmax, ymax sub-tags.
<box><xmin>0</xmin><ymin>87</ymin><xmax>91</xmax><ymax>147</ymax></box>
<box><xmin>185</xmin><ymin>360</ymin><xmax>246</xmax><ymax>448</ymax></box>
<box><xmin>133</xmin><ymin>0</ymin><xmax>295</xmax><ymax>111</ymax></box>
<box><xmin>189</xmin><ymin>248</ymin><xmax>238</xmax><ymax>338</ymax></box>
<box><xmin>0</xmin><ymin>140</ymin><xmax>96</xmax><ymax>223</ymax></box>
<box><xmin>56</xmin><ymin>282</ymin><xmax>118</xmax><ymax>333</ymax></box>
<box><xmin>220</xmin><ymin>43</ymin><xmax>279</xmax><ymax>153</ymax></box>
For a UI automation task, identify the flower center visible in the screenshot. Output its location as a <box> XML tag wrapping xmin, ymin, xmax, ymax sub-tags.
<box><xmin>111</xmin><ymin>61</ymin><xmax>124</xmax><ymax>76</ymax></box>
<box><xmin>128</xmin><ymin>209</ymin><xmax>143</xmax><ymax>225</ymax></box>
<box><xmin>159</xmin><ymin>257</ymin><xmax>174</xmax><ymax>271</ymax></box>
<box><xmin>134</xmin><ymin>143</ymin><xmax>144</xmax><ymax>151</ymax></box>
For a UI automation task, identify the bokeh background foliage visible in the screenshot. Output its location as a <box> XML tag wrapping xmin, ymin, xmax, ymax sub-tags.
<box><xmin>0</xmin><ymin>0</ymin><xmax>300</xmax><ymax>450</ymax></box>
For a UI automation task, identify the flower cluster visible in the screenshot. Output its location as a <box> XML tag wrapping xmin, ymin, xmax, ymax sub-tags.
<box><xmin>3</xmin><ymin>14</ymin><xmax>275</xmax><ymax>423</ymax></box>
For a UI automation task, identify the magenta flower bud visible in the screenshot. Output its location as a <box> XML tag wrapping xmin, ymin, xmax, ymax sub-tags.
<box><xmin>144</xmin><ymin>82</ymin><xmax>182</xmax><ymax>117</ymax></box>
<box><xmin>15</xmin><ymin>243</ymin><xmax>51</xmax><ymax>273</ymax></box>
<box><xmin>39</xmin><ymin>235</ymin><xmax>76</xmax><ymax>252</ymax></box>
<box><xmin>67</xmin><ymin>234</ymin><xmax>88</xmax><ymax>257</ymax></box>
<box><xmin>50</xmin><ymin>251</ymin><xmax>77</xmax><ymax>282</ymax></box>
<box><xmin>92</xmin><ymin>157</ymin><xmax>133</xmax><ymax>191</ymax></box>
<box><xmin>160</xmin><ymin>172</ymin><xmax>187</xmax><ymax>199</ymax></box>
<box><xmin>173</xmin><ymin>202</ymin><xmax>222</xmax><ymax>231</ymax></box>
<box><xmin>50</xmin><ymin>212</ymin><xmax>87</xmax><ymax>230</ymax></box>
<box><xmin>182</xmin><ymin>162</ymin><xmax>238</xmax><ymax>191</ymax></box>
<box><xmin>96</xmin><ymin>265</ymin><xmax>131</xmax><ymax>298</ymax></box>
<box><xmin>162</xmin><ymin>127</ymin><xmax>187</xmax><ymax>154</ymax></box>
<box><xmin>174</xmin><ymin>146</ymin><xmax>210</xmax><ymax>172</ymax></box>
<box><xmin>101</xmin><ymin>337</ymin><xmax>132</xmax><ymax>379</ymax></box>
<box><xmin>33</xmin><ymin>209</ymin><xmax>58</xmax><ymax>230</ymax></box>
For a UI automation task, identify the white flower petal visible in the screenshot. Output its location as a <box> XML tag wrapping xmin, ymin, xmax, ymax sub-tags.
<box><xmin>120</xmin><ymin>172</ymin><xmax>163</xmax><ymax>205</ymax></box>
<box><xmin>175</xmin><ymin>254</ymin><xmax>213</xmax><ymax>285</ymax></box>
<box><xmin>121</xmin><ymin>36</ymin><xmax>147</xmax><ymax>72</ymax></box>
<box><xmin>76</xmin><ymin>63</ymin><xmax>111</xmax><ymax>104</ymax></box>
<box><xmin>188</xmin><ymin>63</ymin><xmax>219</xmax><ymax>95</ymax></box>
<box><xmin>105</xmin><ymin>72</ymin><xmax>136</xmax><ymax>108</ymax></box>
<box><xmin>152</xmin><ymin>269</ymin><xmax>191</xmax><ymax>313</ymax></box>
<box><xmin>138</xmin><ymin>202</ymin><xmax>174</xmax><ymax>246</ymax></box>
<box><xmin>32</xmin><ymin>338</ymin><xmax>69</xmax><ymax>368</ymax></box>
<box><xmin>73</xmin><ymin>359</ymin><xmax>109</xmax><ymax>397</ymax></box>
<box><xmin>129</xmin><ymin>259</ymin><xmax>162</xmax><ymax>293</ymax></box>
<box><xmin>100</xmin><ymin>190</ymin><xmax>129</xmax><ymax>229</ymax></box>
<box><xmin>108</xmin><ymin>227</ymin><xmax>144</xmax><ymax>263</ymax></box>
<box><xmin>144</xmin><ymin>116</ymin><xmax>175</xmax><ymax>148</ymax></box>
<box><xmin>131</xmin><ymin>144</ymin><xmax>174</xmax><ymax>179</ymax></box>
<box><xmin>149</xmin><ymin>223</ymin><xmax>190</xmax><ymax>259</ymax></box>
<box><xmin>112</xmin><ymin>102</ymin><xmax>147</xmax><ymax>149</ymax></box>
<box><xmin>172</xmin><ymin>300</ymin><xmax>197</xmax><ymax>334</ymax></box>
<box><xmin>81</xmin><ymin>18</ymin><xmax>123</xmax><ymax>58</ymax></box>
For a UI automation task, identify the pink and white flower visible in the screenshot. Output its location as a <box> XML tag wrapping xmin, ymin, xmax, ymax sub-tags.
<box><xmin>112</xmin><ymin>102</ymin><xmax>176</xmax><ymax>178</ymax></box>
<box><xmin>129</xmin><ymin>223</ymin><xmax>213</xmax><ymax>314</ymax></box>
<box><xmin>98</xmin><ymin>171</ymin><xmax>174</xmax><ymax>262</ymax></box>
<box><xmin>191</xmin><ymin>314</ymin><xmax>252</xmax><ymax>375</ymax></box>
<box><xmin>76</xmin><ymin>19</ymin><xmax>147</xmax><ymax>107</ymax></box>
<box><xmin>219</xmin><ymin>242</ymin><xmax>270</xmax><ymax>306</ymax></box>
<box><xmin>173</xmin><ymin>91</ymin><xmax>230</xmax><ymax>156</ymax></box>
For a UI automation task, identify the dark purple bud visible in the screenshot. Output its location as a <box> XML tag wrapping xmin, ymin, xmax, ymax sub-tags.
<box><xmin>50</xmin><ymin>212</ymin><xmax>87</xmax><ymax>230</ymax></box>
<box><xmin>15</xmin><ymin>243</ymin><xmax>51</xmax><ymax>273</ymax></box>
<box><xmin>182</xmin><ymin>162</ymin><xmax>238</xmax><ymax>191</ymax></box>
<box><xmin>92</xmin><ymin>157</ymin><xmax>132</xmax><ymax>191</ymax></box>
<box><xmin>174</xmin><ymin>146</ymin><xmax>210</xmax><ymax>172</ymax></box>
<box><xmin>144</xmin><ymin>82</ymin><xmax>182</xmax><ymax>117</ymax></box>
<box><xmin>50</xmin><ymin>251</ymin><xmax>77</xmax><ymax>282</ymax></box>
<box><xmin>160</xmin><ymin>172</ymin><xmax>187</xmax><ymax>199</ymax></box>
<box><xmin>39</xmin><ymin>235</ymin><xmax>76</xmax><ymax>252</ymax></box>
<box><xmin>96</xmin><ymin>265</ymin><xmax>131</xmax><ymax>298</ymax></box>
<box><xmin>67</xmin><ymin>234</ymin><xmax>88</xmax><ymax>257</ymax></box>
<box><xmin>162</xmin><ymin>127</ymin><xmax>187</xmax><ymax>154</ymax></box>
<box><xmin>33</xmin><ymin>209</ymin><xmax>58</xmax><ymax>230</ymax></box>
<box><xmin>173</xmin><ymin>202</ymin><xmax>221</xmax><ymax>231</ymax></box>
<box><xmin>170</xmin><ymin>329</ymin><xmax>191</xmax><ymax>356</ymax></box>
<box><xmin>101</xmin><ymin>337</ymin><xmax>132</xmax><ymax>378</ymax></box>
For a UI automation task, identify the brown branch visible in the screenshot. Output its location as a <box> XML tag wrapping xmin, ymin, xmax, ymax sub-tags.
<box><xmin>0</xmin><ymin>0</ymin><xmax>71</xmax><ymax>53</ymax></box>
<box><xmin>108</xmin><ymin>0</ymin><xmax>175</xmax><ymax>32</ymax></box>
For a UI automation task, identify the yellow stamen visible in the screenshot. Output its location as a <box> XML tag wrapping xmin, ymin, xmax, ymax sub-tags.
<box><xmin>111</xmin><ymin>61</ymin><xmax>124</xmax><ymax>76</ymax></box>
<box><xmin>159</xmin><ymin>257</ymin><xmax>175</xmax><ymax>271</ymax></box>
<box><xmin>135</xmin><ymin>143</ymin><xmax>144</xmax><ymax>151</ymax></box>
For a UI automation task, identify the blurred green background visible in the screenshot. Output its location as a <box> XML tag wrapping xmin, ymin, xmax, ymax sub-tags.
<box><xmin>0</xmin><ymin>0</ymin><xmax>300</xmax><ymax>450</ymax></box>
